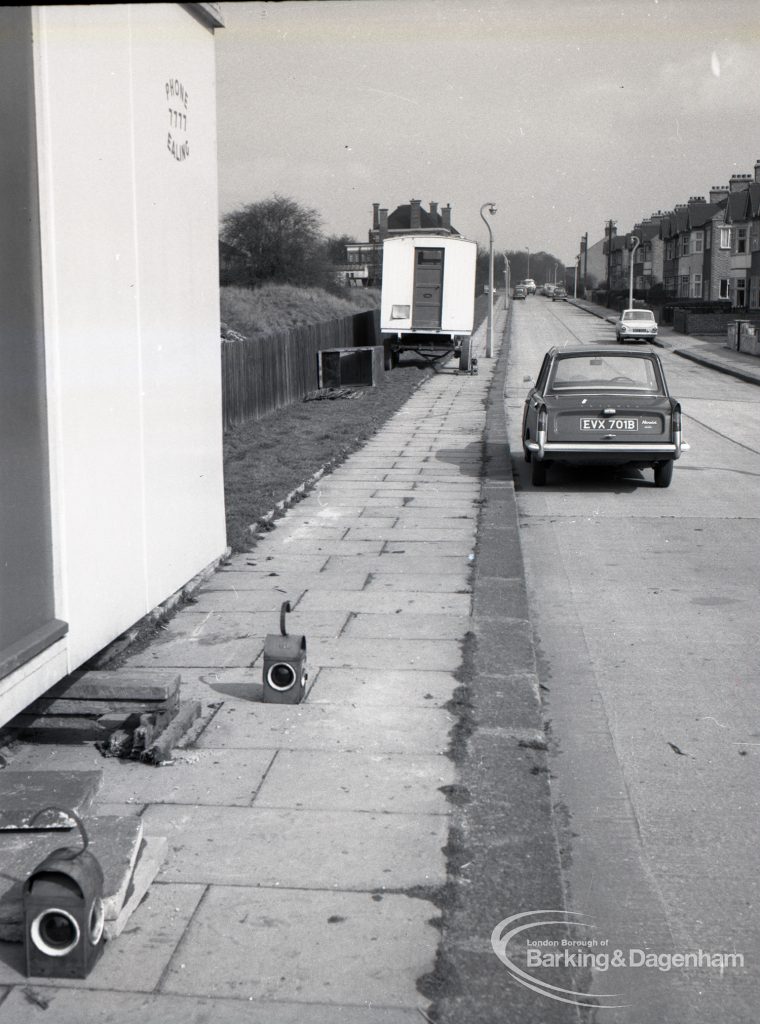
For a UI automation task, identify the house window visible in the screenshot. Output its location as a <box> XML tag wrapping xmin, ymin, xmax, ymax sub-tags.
<box><xmin>691</xmin><ymin>231</ymin><xmax>704</xmax><ymax>254</ymax></box>
<box><xmin>750</xmin><ymin>277</ymin><xmax>760</xmax><ymax>309</ymax></box>
<box><xmin>736</xmin><ymin>278</ymin><xmax>747</xmax><ymax>307</ymax></box>
<box><xmin>719</xmin><ymin>278</ymin><xmax>730</xmax><ymax>299</ymax></box>
<box><xmin>680</xmin><ymin>235</ymin><xmax>689</xmax><ymax>257</ymax></box>
<box><xmin>705</xmin><ymin>227</ymin><xmax>712</xmax><ymax>249</ymax></box>
<box><xmin>736</xmin><ymin>227</ymin><xmax>748</xmax><ymax>254</ymax></box>
<box><xmin>719</xmin><ymin>227</ymin><xmax>732</xmax><ymax>249</ymax></box>
<box><xmin>678</xmin><ymin>275</ymin><xmax>690</xmax><ymax>297</ymax></box>
<box><xmin>691</xmin><ymin>274</ymin><xmax>702</xmax><ymax>298</ymax></box>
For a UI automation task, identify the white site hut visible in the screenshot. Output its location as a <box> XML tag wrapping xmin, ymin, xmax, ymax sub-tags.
<box><xmin>0</xmin><ymin>4</ymin><xmax>227</xmax><ymax>727</ymax></box>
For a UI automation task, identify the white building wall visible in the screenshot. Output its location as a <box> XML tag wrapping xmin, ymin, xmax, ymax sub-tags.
<box><xmin>0</xmin><ymin>4</ymin><xmax>226</xmax><ymax>724</ymax></box>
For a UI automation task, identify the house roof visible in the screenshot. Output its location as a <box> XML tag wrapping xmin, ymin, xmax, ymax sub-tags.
<box><xmin>723</xmin><ymin>182</ymin><xmax>760</xmax><ymax>223</ymax></box>
<box><xmin>387</xmin><ymin>204</ymin><xmax>459</xmax><ymax>234</ymax></box>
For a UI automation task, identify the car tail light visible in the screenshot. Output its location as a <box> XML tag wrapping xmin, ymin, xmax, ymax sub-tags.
<box><xmin>672</xmin><ymin>404</ymin><xmax>682</xmax><ymax>431</ymax></box>
<box><xmin>537</xmin><ymin>406</ymin><xmax>548</xmax><ymax>432</ymax></box>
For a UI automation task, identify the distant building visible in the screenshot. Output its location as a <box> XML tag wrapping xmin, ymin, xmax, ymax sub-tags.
<box><xmin>340</xmin><ymin>200</ymin><xmax>459</xmax><ymax>287</ymax></box>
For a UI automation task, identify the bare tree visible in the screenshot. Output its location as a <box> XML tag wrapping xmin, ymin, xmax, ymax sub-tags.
<box><xmin>221</xmin><ymin>194</ymin><xmax>328</xmax><ymax>288</ymax></box>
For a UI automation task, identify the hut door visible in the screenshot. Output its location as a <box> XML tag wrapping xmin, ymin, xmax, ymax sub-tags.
<box><xmin>412</xmin><ymin>247</ymin><xmax>444</xmax><ymax>329</ymax></box>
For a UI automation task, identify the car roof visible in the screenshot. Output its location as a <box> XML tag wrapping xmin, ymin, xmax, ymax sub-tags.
<box><xmin>547</xmin><ymin>345</ymin><xmax>658</xmax><ymax>358</ymax></box>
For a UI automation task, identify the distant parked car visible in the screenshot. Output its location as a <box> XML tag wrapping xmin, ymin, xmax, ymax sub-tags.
<box><xmin>521</xmin><ymin>346</ymin><xmax>689</xmax><ymax>488</ymax></box>
<box><xmin>541</xmin><ymin>284</ymin><xmax>555</xmax><ymax>297</ymax></box>
<box><xmin>552</xmin><ymin>286</ymin><xmax>566</xmax><ymax>301</ymax></box>
<box><xmin>513</xmin><ymin>284</ymin><xmax>527</xmax><ymax>299</ymax></box>
<box><xmin>522</xmin><ymin>278</ymin><xmax>537</xmax><ymax>294</ymax></box>
<box><xmin>615</xmin><ymin>308</ymin><xmax>658</xmax><ymax>342</ymax></box>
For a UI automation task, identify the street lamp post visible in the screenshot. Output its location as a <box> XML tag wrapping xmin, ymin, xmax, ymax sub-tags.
<box><xmin>526</xmin><ymin>246</ymin><xmax>530</xmax><ymax>280</ymax></box>
<box><xmin>480</xmin><ymin>202</ymin><xmax>497</xmax><ymax>358</ymax></box>
<box><xmin>504</xmin><ymin>257</ymin><xmax>510</xmax><ymax>310</ymax></box>
<box><xmin>628</xmin><ymin>235</ymin><xmax>640</xmax><ymax>310</ymax></box>
<box><xmin>574</xmin><ymin>255</ymin><xmax>580</xmax><ymax>299</ymax></box>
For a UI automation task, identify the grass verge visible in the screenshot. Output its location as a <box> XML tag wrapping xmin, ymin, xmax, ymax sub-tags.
<box><xmin>223</xmin><ymin>357</ymin><xmax>435</xmax><ymax>551</ymax></box>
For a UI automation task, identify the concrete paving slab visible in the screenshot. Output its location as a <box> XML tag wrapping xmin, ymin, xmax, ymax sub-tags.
<box><xmin>92</xmin><ymin>748</ymin><xmax>276</xmax><ymax>807</ymax></box>
<box><xmin>347</xmin><ymin>526</ymin><xmax>474</xmax><ymax>542</ymax></box>
<box><xmin>255</xmin><ymin>749</ymin><xmax>454</xmax><ymax>814</ymax></box>
<box><xmin>155</xmin><ymin>610</ymin><xmax>348</xmax><ymax>642</ymax></box>
<box><xmin>0</xmin><ymin>741</ymin><xmax>240</xmax><ymax>806</ymax></box>
<box><xmin>193</xmin><ymin>701</ymin><xmax>453</xmax><ymax>754</ymax></box>
<box><xmin>242</xmin><ymin>554</ymin><xmax>330</xmax><ymax>572</ymax></box>
<box><xmin>273</xmin><ymin>636</ymin><xmax>463</xmax><ymax>672</ymax></box>
<box><xmin>362</xmin><ymin>574</ymin><xmax>471</xmax><ymax>595</ymax></box>
<box><xmin>0</xmin><ymin>987</ymin><xmax>422</xmax><ymax>1024</ymax></box>
<box><xmin>206</xmin><ymin>571</ymin><xmax>369</xmax><ymax>592</ymax></box>
<box><xmin>296</xmin><ymin>590</ymin><xmax>471</xmax><ymax>616</ymax></box>
<box><xmin>159</xmin><ymin>887</ymin><xmax>438</xmax><ymax>1007</ymax></box>
<box><xmin>190</xmin><ymin>589</ymin><xmax>308</xmax><ymax>612</ymax></box>
<box><xmin>0</xmin><ymin>880</ymin><xmax>204</xmax><ymax>989</ymax></box>
<box><xmin>342</xmin><ymin>612</ymin><xmax>470</xmax><ymax>641</ymax></box>
<box><xmin>308</xmin><ymin>668</ymin><xmax>458</xmax><ymax>708</ymax></box>
<box><xmin>127</xmin><ymin>635</ymin><xmax>263</xmax><ymax>669</ymax></box>
<box><xmin>380</xmin><ymin>537</ymin><xmax>474</xmax><ymax>556</ymax></box>
<box><xmin>0</xmin><ymin>771</ymin><xmax>101</xmax><ymax>830</ymax></box>
<box><xmin>321</xmin><ymin>555</ymin><xmax>471</xmax><ymax>577</ymax></box>
<box><xmin>141</xmin><ymin>805</ymin><xmax>448</xmax><ymax>889</ymax></box>
<box><xmin>0</xmin><ymin>816</ymin><xmax>144</xmax><ymax>940</ymax></box>
<box><xmin>267</xmin><ymin>540</ymin><xmax>386</xmax><ymax>556</ymax></box>
<box><xmin>356</xmin><ymin>506</ymin><xmax>462</xmax><ymax>521</ymax></box>
<box><xmin>104</xmin><ymin>834</ymin><xmax>168</xmax><ymax>939</ymax></box>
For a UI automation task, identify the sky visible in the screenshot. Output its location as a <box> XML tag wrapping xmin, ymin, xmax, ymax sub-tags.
<box><xmin>214</xmin><ymin>0</ymin><xmax>760</xmax><ymax>264</ymax></box>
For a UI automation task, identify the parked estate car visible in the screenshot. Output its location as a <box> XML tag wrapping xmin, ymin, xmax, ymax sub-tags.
<box><xmin>552</xmin><ymin>286</ymin><xmax>566</xmax><ymax>301</ymax></box>
<box><xmin>521</xmin><ymin>346</ymin><xmax>689</xmax><ymax>488</ymax></box>
<box><xmin>615</xmin><ymin>308</ymin><xmax>658</xmax><ymax>342</ymax></box>
<box><xmin>513</xmin><ymin>284</ymin><xmax>527</xmax><ymax>299</ymax></box>
<box><xmin>522</xmin><ymin>278</ymin><xmax>537</xmax><ymax>294</ymax></box>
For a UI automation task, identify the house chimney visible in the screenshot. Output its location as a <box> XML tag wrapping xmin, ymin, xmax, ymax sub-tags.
<box><xmin>688</xmin><ymin>196</ymin><xmax>706</xmax><ymax>204</ymax></box>
<box><xmin>729</xmin><ymin>173</ymin><xmax>752</xmax><ymax>193</ymax></box>
<box><xmin>379</xmin><ymin>208</ymin><xmax>389</xmax><ymax>234</ymax></box>
<box><xmin>410</xmin><ymin>199</ymin><xmax>422</xmax><ymax>229</ymax></box>
<box><xmin>429</xmin><ymin>201</ymin><xmax>438</xmax><ymax>221</ymax></box>
<box><xmin>709</xmin><ymin>186</ymin><xmax>729</xmax><ymax>203</ymax></box>
<box><xmin>441</xmin><ymin>204</ymin><xmax>451</xmax><ymax>230</ymax></box>
<box><xmin>372</xmin><ymin>203</ymin><xmax>380</xmax><ymax>230</ymax></box>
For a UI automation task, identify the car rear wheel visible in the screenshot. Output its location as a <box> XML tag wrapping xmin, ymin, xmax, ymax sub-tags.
<box><xmin>654</xmin><ymin>460</ymin><xmax>673</xmax><ymax>488</ymax></box>
<box><xmin>531</xmin><ymin>459</ymin><xmax>547</xmax><ymax>486</ymax></box>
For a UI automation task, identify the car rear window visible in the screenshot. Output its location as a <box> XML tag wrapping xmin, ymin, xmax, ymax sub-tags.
<box><xmin>550</xmin><ymin>354</ymin><xmax>660</xmax><ymax>391</ymax></box>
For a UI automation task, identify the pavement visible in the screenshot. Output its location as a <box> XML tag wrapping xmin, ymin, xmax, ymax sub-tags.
<box><xmin>0</xmin><ymin>296</ymin><xmax>756</xmax><ymax>1024</ymax></box>
<box><xmin>0</xmin><ymin>305</ymin><xmax>567</xmax><ymax>1023</ymax></box>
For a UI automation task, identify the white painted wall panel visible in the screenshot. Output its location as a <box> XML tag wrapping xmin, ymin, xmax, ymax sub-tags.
<box><xmin>32</xmin><ymin>3</ymin><xmax>226</xmax><ymax>673</ymax></box>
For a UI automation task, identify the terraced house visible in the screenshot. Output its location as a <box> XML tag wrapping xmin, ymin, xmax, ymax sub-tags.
<box><xmin>581</xmin><ymin>161</ymin><xmax>760</xmax><ymax>313</ymax></box>
<box><xmin>660</xmin><ymin>191</ymin><xmax>729</xmax><ymax>302</ymax></box>
<box><xmin>721</xmin><ymin>170</ymin><xmax>760</xmax><ymax>309</ymax></box>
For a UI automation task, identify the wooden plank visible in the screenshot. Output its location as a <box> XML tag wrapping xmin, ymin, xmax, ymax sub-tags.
<box><xmin>24</xmin><ymin>696</ymin><xmax>178</xmax><ymax>717</ymax></box>
<box><xmin>41</xmin><ymin>670</ymin><xmax>181</xmax><ymax>702</ymax></box>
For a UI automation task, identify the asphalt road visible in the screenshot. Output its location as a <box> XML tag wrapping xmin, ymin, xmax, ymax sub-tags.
<box><xmin>504</xmin><ymin>296</ymin><xmax>760</xmax><ymax>1023</ymax></box>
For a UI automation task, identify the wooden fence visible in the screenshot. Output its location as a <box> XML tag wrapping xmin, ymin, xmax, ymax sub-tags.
<box><xmin>221</xmin><ymin>308</ymin><xmax>380</xmax><ymax>431</ymax></box>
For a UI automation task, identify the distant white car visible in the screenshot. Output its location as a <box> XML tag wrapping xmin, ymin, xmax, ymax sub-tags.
<box><xmin>615</xmin><ymin>308</ymin><xmax>658</xmax><ymax>342</ymax></box>
<box><xmin>522</xmin><ymin>278</ymin><xmax>537</xmax><ymax>294</ymax></box>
